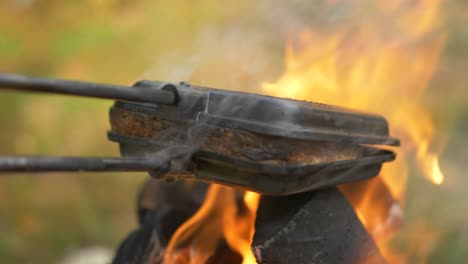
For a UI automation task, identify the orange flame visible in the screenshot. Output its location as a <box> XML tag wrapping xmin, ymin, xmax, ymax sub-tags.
<box><xmin>227</xmin><ymin>191</ymin><xmax>260</xmax><ymax>264</ymax></box>
<box><xmin>263</xmin><ymin>0</ymin><xmax>446</xmax><ymax>186</ymax></box>
<box><xmin>164</xmin><ymin>185</ymin><xmax>259</xmax><ymax>263</ymax></box>
<box><xmin>262</xmin><ymin>0</ymin><xmax>446</xmax><ymax>262</ymax></box>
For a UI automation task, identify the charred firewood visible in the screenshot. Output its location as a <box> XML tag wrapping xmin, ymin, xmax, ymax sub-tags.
<box><xmin>339</xmin><ymin>176</ymin><xmax>403</xmax><ymax>238</ymax></box>
<box><xmin>113</xmin><ymin>180</ymin><xmax>245</xmax><ymax>264</ymax></box>
<box><xmin>136</xmin><ymin>178</ymin><xmax>208</xmax><ymax>226</ymax></box>
<box><xmin>205</xmin><ymin>241</ymin><xmax>243</xmax><ymax>264</ymax></box>
<box><xmin>112</xmin><ymin>179</ymin><xmax>209</xmax><ymax>264</ymax></box>
<box><xmin>252</xmin><ymin>188</ymin><xmax>386</xmax><ymax>264</ymax></box>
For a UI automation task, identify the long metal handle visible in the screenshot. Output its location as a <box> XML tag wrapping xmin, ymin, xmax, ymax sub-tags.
<box><xmin>0</xmin><ymin>156</ymin><xmax>168</xmax><ymax>173</ymax></box>
<box><xmin>0</xmin><ymin>73</ymin><xmax>177</xmax><ymax>105</ymax></box>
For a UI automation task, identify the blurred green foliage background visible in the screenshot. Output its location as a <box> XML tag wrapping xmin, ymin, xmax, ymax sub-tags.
<box><xmin>0</xmin><ymin>0</ymin><xmax>467</xmax><ymax>263</ymax></box>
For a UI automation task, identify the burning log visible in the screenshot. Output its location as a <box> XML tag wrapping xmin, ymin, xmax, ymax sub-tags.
<box><xmin>340</xmin><ymin>176</ymin><xmax>403</xmax><ymax>238</ymax></box>
<box><xmin>113</xmin><ymin>180</ymin><xmax>247</xmax><ymax>264</ymax></box>
<box><xmin>252</xmin><ymin>188</ymin><xmax>386</xmax><ymax>264</ymax></box>
<box><xmin>113</xmin><ymin>179</ymin><xmax>209</xmax><ymax>264</ymax></box>
<box><xmin>114</xmin><ymin>183</ymin><xmax>389</xmax><ymax>264</ymax></box>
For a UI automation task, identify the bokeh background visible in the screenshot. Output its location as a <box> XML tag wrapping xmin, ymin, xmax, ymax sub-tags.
<box><xmin>0</xmin><ymin>0</ymin><xmax>467</xmax><ymax>263</ymax></box>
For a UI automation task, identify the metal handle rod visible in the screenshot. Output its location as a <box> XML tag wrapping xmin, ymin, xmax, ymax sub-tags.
<box><xmin>0</xmin><ymin>73</ymin><xmax>177</xmax><ymax>105</ymax></box>
<box><xmin>0</xmin><ymin>156</ymin><xmax>167</xmax><ymax>173</ymax></box>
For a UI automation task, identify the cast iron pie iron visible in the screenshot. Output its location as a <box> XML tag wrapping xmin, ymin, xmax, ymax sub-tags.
<box><xmin>0</xmin><ymin>73</ymin><xmax>399</xmax><ymax>195</ymax></box>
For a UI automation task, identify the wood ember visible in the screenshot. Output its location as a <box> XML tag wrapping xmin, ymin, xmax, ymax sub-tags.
<box><xmin>252</xmin><ymin>188</ymin><xmax>387</xmax><ymax>264</ymax></box>
<box><xmin>110</xmin><ymin>107</ymin><xmax>365</xmax><ymax>165</ymax></box>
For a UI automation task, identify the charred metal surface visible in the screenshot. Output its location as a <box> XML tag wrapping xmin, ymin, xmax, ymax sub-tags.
<box><xmin>105</xmin><ymin>92</ymin><xmax>398</xmax><ymax>195</ymax></box>
<box><xmin>252</xmin><ymin>188</ymin><xmax>387</xmax><ymax>264</ymax></box>
<box><xmin>110</xmin><ymin>106</ymin><xmax>369</xmax><ymax>165</ymax></box>
<box><xmin>110</xmin><ymin>107</ymin><xmax>185</xmax><ymax>141</ymax></box>
<box><xmin>113</xmin><ymin>86</ymin><xmax>400</xmax><ymax>146</ymax></box>
<box><xmin>108</xmin><ymin>131</ymin><xmax>394</xmax><ymax>195</ymax></box>
<box><xmin>0</xmin><ymin>73</ymin><xmax>399</xmax><ymax>194</ymax></box>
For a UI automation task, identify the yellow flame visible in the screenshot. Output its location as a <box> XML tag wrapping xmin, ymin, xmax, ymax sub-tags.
<box><xmin>422</xmin><ymin>154</ymin><xmax>444</xmax><ymax>185</ymax></box>
<box><xmin>262</xmin><ymin>0</ymin><xmax>446</xmax><ymax>262</ymax></box>
<box><xmin>238</xmin><ymin>191</ymin><xmax>260</xmax><ymax>264</ymax></box>
<box><xmin>164</xmin><ymin>185</ymin><xmax>259</xmax><ymax>263</ymax></box>
<box><xmin>262</xmin><ymin>1</ymin><xmax>446</xmax><ymax>188</ymax></box>
<box><xmin>432</xmin><ymin>158</ymin><xmax>444</xmax><ymax>185</ymax></box>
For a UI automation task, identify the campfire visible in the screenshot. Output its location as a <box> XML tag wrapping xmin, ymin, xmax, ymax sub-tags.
<box><xmin>0</xmin><ymin>72</ymin><xmax>398</xmax><ymax>263</ymax></box>
<box><xmin>0</xmin><ymin>0</ymin><xmax>447</xmax><ymax>263</ymax></box>
<box><xmin>112</xmin><ymin>0</ymin><xmax>445</xmax><ymax>262</ymax></box>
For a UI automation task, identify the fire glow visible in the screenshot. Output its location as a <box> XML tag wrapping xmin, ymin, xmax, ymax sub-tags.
<box><xmin>164</xmin><ymin>185</ymin><xmax>259</xmax><ymax>264</ymax></box>
<box><xmin>262</xmin><ymin>0</ymin><xmax>446</xmax><ymax>262</ymax></box>
<box><xmin>164</xmin><ymin>0</ymin><xmax>446</xmax><ymax>263</ymax></box>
